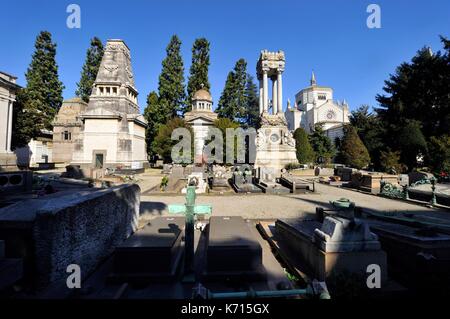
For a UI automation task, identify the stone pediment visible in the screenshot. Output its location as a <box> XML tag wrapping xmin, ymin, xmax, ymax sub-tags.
<box><xmin>81</xmin><ymin>107</ymin><xmax>122</xmax><ymax>119</ymax></box>
<box><xmin>185</xmin><ymin>111</ymin><xmax>217</xmax><ymax>124</ymax></box>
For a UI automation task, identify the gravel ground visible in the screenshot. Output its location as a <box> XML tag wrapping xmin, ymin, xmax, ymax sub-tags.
<box><xmin>140</xmin><ymin>182</ymin><xmax>450</xmax><ymax>221</ymax></box>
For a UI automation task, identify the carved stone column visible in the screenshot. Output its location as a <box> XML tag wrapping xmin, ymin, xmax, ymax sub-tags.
<box><xmin>259</xmin><ymin>79</ymin><xmax>263</xmax><ymax>114</ymax></box>
<box><xmin>263</xmin><ymin>70</ymin><xmax>268</xmax><ymax>112</ymax></box>
<box><xmin>277</xmin><ymin>71</ymin><xmax>283</xmax><ymax>114</ymax></box>
<box><xmin>272</xmin><ymin>77</ymin><xmax>278</xmax><ymax>115</ymax></box>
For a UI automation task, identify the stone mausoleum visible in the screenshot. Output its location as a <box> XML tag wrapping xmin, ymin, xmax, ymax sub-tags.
<box><xmin>0</xmin><ymin>71</ymin><xmax>21</xmax><ymax>170</ymax></box>
<box><xmin>52</xmin><ymin>97</ymin><xmax>87</xmax><ymax>165</ymax></box>
<box><xmin>285</xmin><ymin>72</ymin><xmax>350</xmax><ymax>142</ymax></box>
<box><xmin>184</xmin><ymin>88</ymin><xmax>218</xmax><ymax>161</ymax></box>
<box><xmin>72</xmin><ymin>39</ymin><xmax>147</xmax><ymax>171</ymax></box>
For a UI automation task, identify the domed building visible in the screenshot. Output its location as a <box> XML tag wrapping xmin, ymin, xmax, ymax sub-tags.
<box><xmin>184</xmin><ymin>88</ymin><xmax>218</xmax><ymax>161</ymax></box>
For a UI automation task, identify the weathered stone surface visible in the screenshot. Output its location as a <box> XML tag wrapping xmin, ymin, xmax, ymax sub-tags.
<box><xmin>0</xmin><ymin>170</ymin><xmax>33</xmax><ymax>194</ymax></box>
<box><xmin>113</xmin><ymin>216</ymin><xmax>185</xmax><ymax>280</ymax></box>
<box><xmin>206</xmin><ymin>217</ymin><xmax>263</xmax><ymax>273</ymax></box>
<box><xmin>276</xmin><ymin>217</ymin><xmax>387</xmax><ymax>282</ymax></box>
<box><xmin>0</xmin><ymin>184</ymin><xmax>140</xmax><ymax>291</ymax></box>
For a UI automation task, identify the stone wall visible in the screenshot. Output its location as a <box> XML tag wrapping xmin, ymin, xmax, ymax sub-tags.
<box><xmin>0</xmin><ymin>184</ymin><xmax>140</xmax><ymax>293</ymax></box>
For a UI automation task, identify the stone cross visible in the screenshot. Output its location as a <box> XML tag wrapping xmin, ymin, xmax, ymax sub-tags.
<box><xmin>168</xmin><ymin>185</ymin><xmax>212</xmax><ymax>279</ymax></box>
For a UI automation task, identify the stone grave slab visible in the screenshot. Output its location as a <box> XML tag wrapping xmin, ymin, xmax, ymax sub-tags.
<box><xmin>279</xmin><ymin>175</ymin><xmax>313</xmax><ymax>193</ymax></box>
<box><xmin>111</xmin><ymin>216</ymin><xmax>185</xmax><ymax>282</ymax></box>
<box><xmin>204</xmin><ymin>216</ymin><xmax>265</xmax><ymax>280</ymax></box>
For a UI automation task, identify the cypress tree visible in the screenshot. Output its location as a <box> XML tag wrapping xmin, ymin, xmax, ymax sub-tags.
<box><xmin>143</xmin><ymin>91</ymin><xmax>166</xmax><ymax>160</ymax></box>
<box><xmin>75</xmin><ymin>37</ymin><xmax>104</xmax><ymax>103</ymax></box>
<box><xmin>244</xmin><ymin>74</ymin><xmax>260</xmax><ymax>129</ymax></box>
<box><xmin>18</xmin><ymin>31</ymin><xmax>64</xmax><ymax>138</ymax></box>
<box><xmin>158</xmin><ymin>35</ymin><xmax>186</xmax><ymax>117</ymax></box>
<box><xmin>186</xmin><ymin>38</ymin><xmax>210</xmax><ymax>112</ymax></box>
<box><xmin>308</xmin><ymin>124</ymin><xmax>336</xmax><ymax>164</ymax></box>
<box><xmin>216</xmin><ymin>59</ymin><xmax>248</xmax><ymax>123</ymax></box>
<box><xmin>293</xmin><ymin>127</ymin><xmax>315</xmax><ymax>164</ymax></box>
<box><xmin>338</xmin><ymin>125</ymin><xmax>371</xmax><ymax>169</ymax></box>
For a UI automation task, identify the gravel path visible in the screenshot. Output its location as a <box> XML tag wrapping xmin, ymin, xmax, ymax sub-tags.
<box><xmin>140</xmin><ymin>182</ymin><xmax>449</xmax><ymax>220</ymax></box>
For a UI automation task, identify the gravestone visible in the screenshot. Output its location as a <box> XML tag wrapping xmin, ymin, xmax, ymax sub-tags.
<box><xmin>230</xmin><ymin>165</ymin><xmax>262</xmax><ymax>193</ymax></box>
<box><xmin>255</xmin><ymin>167</ymin><xmax>290</xmax><ymax>194</ymax></box>
<box><xmin>279</xmin><ymin>173</ymin><xmax>314</xmax><ymax>193</ymax></box>
<box><xmin>162</xmin><ymin>164</ymin><xmax>172</xmax><ymax>174</ymax></box>
<box><xmin>171</xmin><ymin>165</ymin><xmax>185</xmax><ymax>179</ymax></box>
<box><xmin>111</xmin><ymin>216</ymin><xmax>185</xmax><ymax>281</ymax></box>
<box><xmin>204</xmin><ymin>216</ymin><xmax>265</xmax><ymax>280</ymax></box>
<box><xmin>182</xmin><ymin>172</ymin><xmax>207</xmax><ymax>194</ymax></box>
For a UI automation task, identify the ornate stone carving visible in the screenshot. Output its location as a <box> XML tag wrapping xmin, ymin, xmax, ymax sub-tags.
<box><xmin>260</xmin><ymin>114</ymin><xmax>288</xmax><ymax>127</ymax></box>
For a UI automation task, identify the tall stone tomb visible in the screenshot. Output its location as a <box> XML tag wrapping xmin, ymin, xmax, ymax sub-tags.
<box><xmin>72</xmin><ymin>40</ymin><xmax>147</xmax><ymax>171</ymax></box>
<box><xmin>254</xmin><ymin>50</ymin><xmax>297</xmax><ymax>175</ymax></box>
<box><xmin>0</xmin><ymin>71</ymin><xmax>21</xmax><ymax>170</ymax></box>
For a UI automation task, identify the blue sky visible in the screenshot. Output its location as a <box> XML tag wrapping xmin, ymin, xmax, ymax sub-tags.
<box><xmin>1</xmin><ymin>0</ymin><xmax>449</xmax><ymax>113</ymax></box>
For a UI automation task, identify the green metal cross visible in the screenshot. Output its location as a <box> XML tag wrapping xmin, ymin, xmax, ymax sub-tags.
<box><xmin>168</xmin><ymin>185</ymin><xmax>212</xmax><ymax>279</ymax></box>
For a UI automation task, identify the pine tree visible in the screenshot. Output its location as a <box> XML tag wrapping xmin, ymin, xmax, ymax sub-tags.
<box><xmin>186</xmin><ymin>38</ymin><xmax>210</xmax><ymax>112</ymax></box>
<box><xmin>244</xmin><ymin>74</ymin><xmax>260</xmax><ymax>129</ymax></box>
<box><xmin>338</xmin><ymin>125</ymin><xmax>371</xmax><ymax>169</ymax></box>
<box><xmin>17</xmin><ymin>31</ymin><xmax>64</xmax><ymax>141</ymax></box>
<box><xmin>397</xmin><ymin>120</ymin><xmax>428</xmax><ymax>171</ymax></box>
<box><xmin>75</xmin><ymin>37</ymin><xmax>104</xmax><ymax>103</ymax></box>
<box><xmin>152</xmin><ymin>118</ymin><xmax>192</xmax><ymax>163</ymax></box>
<box><xmin>216</xmin><ymin>59</ymin><xmax>248</xmax><ymax>123</ymax></box>
<box><xmin>158</xmin><ymin>35</ymin><xmax>186</xmax><ymax>117</ymax></box>
<box><xmin>308</xmin><ymin>124</ymin><xmax>336</xmax><ymax>164</ymax></box>
<box><xmin>293</xmin><ymin>127</ymin><xmax>315</xmax><ymax>164</ymax></box>
<box><xmin>143</xmin><ymin>91</ymin><xmax>166</xmax><ymax>160</ymax></box>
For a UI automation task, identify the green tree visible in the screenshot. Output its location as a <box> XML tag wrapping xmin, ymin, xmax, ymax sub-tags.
<box><xmin>158</xmin><ymin>35</ymin><xmax>186</xmax><ymax>117</ymax></box>
<box><xmin>75</xmin><ymin>37</ymin><xmax>104</xmax><ymax>102</ymax></box>
<box><xmin>376</xmin><ymin>36</ymin><xmax>450</xmax><ymax>143</ymax></box>
<box><xmin>338</xmin><ymin>125</ymin><xmax>371</xmax><ymax>169</ymax></box>
<box><xmin>143</xmin><ymin>91</ymin><xmax>165</xmax><ymax>160</ymax></box>
<box><xmin>379</xmin><ymin>149</ymin><xmax>404</xmax><ymax>174</ymax></box>
<box><xmin>397</xmin><ymin>121</ymin><xmax>428</xmax><ymax>171</ymax></box>
<box><xmin>293</xmin><ymin>127</ymin><xmax>315</xmax><ymax>164</ymax></box>
<box><xmin>427</xmin><ymin>135</ymin><xmax>450</xmax><ymax>174</ymax></box>
<box><xmin>19</xmin><ymin>31</ymin><xmax>64</xmax><ymax>133</ymax></box>
<box><xmin>152</xmin><ymin>118</ymin><xmax>192</xmax><ymax>163</ymax></box>
<box><xmin>210</xmin><ymin>118</ymin><xmax>240</xmax><ymax>163</ymax></box>
<box><xmin>244</xmin><ymin>74</ymin><xmax>261</xmax><ymax>129</ymax></box>
<box><xmin>308</xmin><ymin>124</ymin><xmax>336</xmax><ymax>164</ymax></box>
<box><xmin>186</xmin><ymin>38</ymin><xmax>210</xmax><ymax>112</ymax></box>
<box><xmin>216</xmin><ymin>59</ymin><xmax>248</xmax><ymax>123</ymax></box>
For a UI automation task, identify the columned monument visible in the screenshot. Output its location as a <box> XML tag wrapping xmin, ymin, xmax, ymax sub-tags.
<box><xmin>72</xmin><ymin>39</ymin><xmax>147</xmax><ymax>172</ymax></box>
<box><xmin>0</xmin><ymin>71</ymin><xmax>21</xmax><ymax>170</ymax></box>
<box><xmin>254</xmin><ymin>50</ymin><xmax>297</xmax><ymax>176</ymax></box>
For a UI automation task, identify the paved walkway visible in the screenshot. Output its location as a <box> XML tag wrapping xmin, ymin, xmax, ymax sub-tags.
<box><xmin>140</xmin><ymin>183</ymin><xmax>450</xmax><ymax>221</ymax></box>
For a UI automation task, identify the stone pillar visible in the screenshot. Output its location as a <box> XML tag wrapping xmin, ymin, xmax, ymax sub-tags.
<box><xmin>277</xmin><ymin>72</ymin><xmax>283</xmax><ymax>114</ymax></box>
<box><xmin>263</xmin><ymin>71</ymin><xmax>268</xmax><ymax>112</ymax></box>
<box><xmin>259</xmin><ymin>79</ymin><xmax>263</xmax><ymax>114</ymax></box>
<box><xmin>7</xmin><ymin>101</ymin><xmax>12</xmax><ymax>152</ymax></box>
<box><xmin>272</xmin><ymin>78</ymin><xmax>278</xmax><ymax>115</ymax></box>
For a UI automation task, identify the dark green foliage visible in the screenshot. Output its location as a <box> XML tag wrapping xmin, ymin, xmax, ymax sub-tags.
<box><xmin>244</xmin><ymin>75</ymin><xmax>261</xmax><ymax>129</ymax></box>
<box><xmin>308</xmin><ymin>124</ymin><xmax>336</xmax><ymax>164</ymax></box>
<box><xmin>13</xmin><ymin>31</ymin><xmax>64</xmax><ymax>148</ymax></box>
<box><xmin>338</xmin><ymin>125</ymin><xmax>371</xmax><ymax>169</ymax></box>
<box><xmin>375</xmin><ymin>37</ymin><xmax>449</xmax><ymax>171</ymax></box>
<box><xmin>75</xmin><ymin>37</ymin><xmax>104</xmax><ymax>102</ymax></box>
<box><xmin>143</xmin><ymin>91</ymin><xmax>165</xmax><ymax>160</ymax></box>
<box><xmin>158</xmin><ymin>35</ymin><xmax>186</xmax><ymax>117</ymax></box>
<box><xmin>293</xmin><ymin>127</ymin><xmax>314</xmax><ymax>164</ymax></box>
<box><xmin>217</xmin><ymin>59</ymin><xmax>258</xmax><ymax>126</ymax></box>
<box><xmin>397</xmin><ymin>121</ymin><xmax>428</xmax><ymax>171</ymax></box>
<box><xmin>379</xmin><ymin>149</ymin><xmax>404</xmax><ymax>174</ymax></box>
<box><xmin>427</xmin><ymin>135</ymin><xmax>450</xmax><ymax>174</ymax></box>
<box><xmin>152</xmin><ymin>117</ymin><xmax>192</xmax><ymax>163</ymax></box>
<box><xmin>211</xmin><ymin>118</ymin><xmax>240</xmax><ymax>163</ymax></box>
<box><xmin>186</xmin><ymin>38</ymin><xmax>210</xmax><ymax>112</ymax></box>
<box><xmin>350</xmin><ymin>105</ymin><xmax>384</xmax><ymax>168</ymax></box>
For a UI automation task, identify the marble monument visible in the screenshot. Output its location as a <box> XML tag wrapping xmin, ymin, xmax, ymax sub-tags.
<box><xmin>254</xmin><ymin>50</ymin><xmax>297</xmax><ymax>176</ymax></box>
